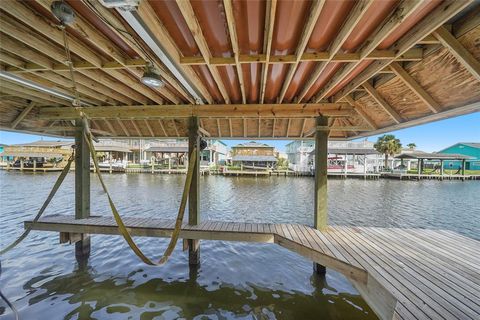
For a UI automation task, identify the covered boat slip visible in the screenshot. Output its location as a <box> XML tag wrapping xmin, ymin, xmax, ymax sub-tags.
<box><xmin>0</xmin><ymin>0</ymin><xmax>479</xmax><ymax>138</ymax></box>
<box><xmin>26</xmin><ymin>215</ymin><xmax>480</xmax><ymax>320</ymax></box>
<box><xmin>1</xmin><ymin>1</ymin><xmax>480</xmax><ymax>319</ymax></box>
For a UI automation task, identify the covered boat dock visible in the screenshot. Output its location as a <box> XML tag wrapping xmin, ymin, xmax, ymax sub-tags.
<box><xmin>1</xmin><ymin>0</ymin><xmax>480</xmax><ymax>319</ymax></box>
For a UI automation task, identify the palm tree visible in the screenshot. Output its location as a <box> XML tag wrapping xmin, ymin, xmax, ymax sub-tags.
<box><xmin>374</xmin><ymin>134</ymin><xmax>402</xmax><ymax>169</ymax></box>
<box><xmin>407</xmin><ymin>143</ymin><xmax>416</xmax><ymax>150</ymax></box>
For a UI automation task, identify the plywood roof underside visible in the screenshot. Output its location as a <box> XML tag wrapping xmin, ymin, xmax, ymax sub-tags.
<box><xmin>0</xmin><ymin>0</ymin><xmax>479</xmax><ymax>140</ymax></box>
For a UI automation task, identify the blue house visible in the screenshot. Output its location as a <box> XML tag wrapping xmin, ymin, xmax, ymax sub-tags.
<box><xmin>438</xmin><ymin>143</ymin><xmax>480</xmax><ymax>171</ymax></box>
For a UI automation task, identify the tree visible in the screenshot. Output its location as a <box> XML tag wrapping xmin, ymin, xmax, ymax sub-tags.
<box><xmin>374</xmin><ymin>134</ymin><xmax>402</xmax><ymax>169</ymax></box>
<box><xmin>407</xmin><ymin>143</ymin><xmax>416</xmax><ymax>150</ymax></box>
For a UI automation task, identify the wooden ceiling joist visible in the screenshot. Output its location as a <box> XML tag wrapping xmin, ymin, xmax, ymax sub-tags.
<box><xmin>1</xmin><ymin>1</ymin><xmax>164</xmax><ymax>105</ymax></box>
<box><xmin>39</xmin><ymin>103</ymin><xmax>355</xmax><ymax>120</ymax></box>
<box><xmin>175</xmin><ymin>0</ymin><xmax>230</xmax><ymax>103</ymax></box>
<box><xmin>277</xmin><ymin>0</ymin><xmax>326</xmax><ymax>103</ymax></box>
<box><xmin>180</xmin><ymin>48</ymin><xmax>424</xmax><ymax>66</ymax></box>
<box><xmin>331</xmin><ymin>0</ymin><xmax>472</xmax><ymax>102</ymax></box>
<box><xmin>223</xmin><ymin>0</ymin><xmax>246</xmax><ymax>104</ymax></box>
<box><xmin>259</xmin><ymin>0</ymin><xmax>277</xmax><ymax>103</ymax></box>
<box><xmin>297</xmin><ymin>0</ymin><xmax>375</xmax><ymax>102</ymax></box>
<box><xmin>11</xmin><ymin>101</ymin><xmax>35</xmax><ymax>129</ymax></box>
<box><xmin>433</xmin><ymin>26</ymin><xmax>480</xmax><ymax>82</ymax></box>
<box><xmin>389</xmin><ymin>62</ymin><xmax>441</xmax><ymax>113</ymax></box>
<box><xmin>362</xmin><ymin>82</ymin><xmax>403</xmax><ymax>124</ymax></box>
<box><xmin>313</xmin><ymin>0</ymin><xmax>425</xmax><ymax>103</ymax></box>
<box><xmin>344</xmin><ymin>95</ymin><xmax>378</xmax><ymax>130</ymax></box>
<box><xmin>135</xmin><ymin>1</ymin><xmax>212</xmax><ymax>104</ymax></box>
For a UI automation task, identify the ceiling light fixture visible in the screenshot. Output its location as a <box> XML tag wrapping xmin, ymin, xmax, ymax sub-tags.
<box><xmin>141</xmin><ymin>62</ymin><xmax>164</xmax><ymax>87</ymax></box>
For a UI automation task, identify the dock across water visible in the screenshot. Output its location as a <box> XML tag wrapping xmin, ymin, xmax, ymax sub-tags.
<box><xmin>26</xmin><ymin>215</ymin><xmax>480</xmax><ymax>320</ymax></box>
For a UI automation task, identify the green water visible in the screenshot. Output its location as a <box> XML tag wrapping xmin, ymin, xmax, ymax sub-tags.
<box><xmin>1</xmin><ymin>171</ymin><xmax>479</xmax><ymax>319</ymax></box>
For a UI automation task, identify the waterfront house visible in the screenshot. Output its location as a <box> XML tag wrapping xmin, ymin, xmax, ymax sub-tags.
<box><xmin>200</xmin><ymin>140</ymin><xmax>228</xmax><ymax>166</ymax></box>
<box><xmin>144</xmin><ymin>139</ymin><xmax>188</xmax><ymax>167</ymax></box>
<box><xmin>438</xmin><ymin>142</ymin><xmax>480</xmax><ymax>171</ymax></box>
<box><xmin>1</xmin><ymin>140</ymin><xmax>73</xmax><ymax>169</ymax></box>
<box><xmin>307</xmin><ymin>141</ymin><xmax>381</xmax><ymax>173</ymax></box>
<box><xmin>231</xmin><ymin>141</ymin><xmax>278</xmax><ymax>169</ymax></box>
<box><xmin>286</xmin><ymin>140</ymin><xmax>315</xmax><ymax>172</ymax></box>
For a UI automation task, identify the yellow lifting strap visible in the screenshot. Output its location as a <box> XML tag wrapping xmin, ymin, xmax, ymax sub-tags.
<box><xmin>0</xmin><ymin>152</ymin><xmax>75</xmax><ymax>255</ymax></box>
<box><xmin>84</xmin><ymin>131</ymin><xmax>197</xmax><ymax>265</ymax></box>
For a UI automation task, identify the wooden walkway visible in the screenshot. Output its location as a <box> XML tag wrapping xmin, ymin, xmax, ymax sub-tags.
<box><xmin>26</xmin><ymin>215</ymin><xmax>480</xmax><ymax>320</ymax></box>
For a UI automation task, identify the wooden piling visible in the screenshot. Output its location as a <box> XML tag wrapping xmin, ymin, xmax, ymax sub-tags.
<box><xmin>188</xmin><ymin>116</ymin><xmax>200</xmax><ymax>265</ymax></box>
<box><xmin>314</xmin><ymin>116</ymin><xmax>328</xmax><ymax>275</ymax></box>
<box><xmin>74</xmin><ymin>119</ymin><xmax>91</xmax><ymax>263</ymax></box>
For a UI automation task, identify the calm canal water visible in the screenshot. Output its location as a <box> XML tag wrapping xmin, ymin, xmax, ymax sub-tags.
<box><xmin>1</xmin><ymin>171</ymin><xmax>479</xmax><ymax>320</ymax></box>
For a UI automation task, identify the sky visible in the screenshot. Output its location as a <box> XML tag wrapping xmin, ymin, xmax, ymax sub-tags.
<box><xmin>1</xmin><ymin>112</ymin><xmax>479</xmax><ymax>152</ymax></box>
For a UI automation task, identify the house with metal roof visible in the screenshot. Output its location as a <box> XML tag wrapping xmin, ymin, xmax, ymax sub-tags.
<box><xmin>231</xmin><ymin>141</ymin><xmax>278</xmax><ymax>169</ymax></box>
<box><xmin>437</xmin><ymin>142</ymin><xmax>480</xmax><ymax>170</ymax></box>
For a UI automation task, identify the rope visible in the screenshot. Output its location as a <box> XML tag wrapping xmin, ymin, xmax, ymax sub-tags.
<box><xmin>57</xmin><ymin>16</ymin><xmax>82</xmax><ymax>107</ymax></box>
<box><xmin>83</xmin><ymin>127</ymin><xmax>197</xmax><ymax>265</ymax></box>
<box><xmin>0</xmin><ymin>152</ymin><xmax>74</xmax><ymax>255</ymax></box>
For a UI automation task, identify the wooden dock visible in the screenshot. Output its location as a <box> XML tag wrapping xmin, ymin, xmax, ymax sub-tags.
<box><xmin>382</xmin><ymin>173</ymin><xmax>480</xmax><ymax>181</ymax></box>
<box><xmin>26</xmin><ymin>215</ymin><xmax>480</xmax><ymax>320</ymax></box>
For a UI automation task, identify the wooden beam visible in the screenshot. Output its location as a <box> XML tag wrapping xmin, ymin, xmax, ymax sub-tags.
<box><xmin>223</xmin><ymin>0</ymin><xmax>246</xmax><ymax>104</ymax></box>
<box><xmin>312</xmin><ymin>0</ymin><xmax>425</xmax><ymax>102</ymax></box>
<box><xmin>39</xmin><ymin>103</ymin><xmax>355</xmax><ymax>120</ymax></box>
<box><xmin>344</xmin><ymin>95</ymin><xmax>378</xmax><ymax>130</ymax></box>
<box><xmin>297</xmin><ymin>0</ymin><xmax>375</xmax><ymax>102</ymax></box>
<box><xmin>229</xmin><ymin>118</ymin><xmax>232</xmax><ymax>137</ymax></box>
<box><xmin>316</xmin><ymin>125</ymin><xmax>370</xmax><ymax>132</ymax></box>
<box><xmin>260</xmin><ymin>0</ymin><xmax>277</xmax><ymax>103</ymax></box>
<box><xmin>180</xmin><ymin>48</ymin><xmax>424</xmax><ymax>66</ymax></box>
<box><xmin>217</xmin><ymin>119</ymin><xmax>221</xmax><ymax>137</ymax></box>
<box><xmin>278</xmin><ymin>0</ymin><xmax>325</xmax><ymax>103</ymax></box>
<box><xmin>144</xmin><ymin>120</ymin><xmax>155</xmax><ymax>137</ymax></box>
<box><xmin>157</xmin><ymin>119</ymin><xmax>167</xmax><ymax>137</ymax></box>
<box><xmin>314</xmin><ymin>116</ymin><xmax>328</xmax><ymax>230</ymax></box>
<box><xmin>286</xmin><ymin>119</ymin><xmax>291</xmax><ymax>137</ymax></box>
<box><xmin>172</xmin><ymin>120</ymin><xmax>180</xmax><ymax>137</ymax></box>
<box><xmin>433</xmin><ymin>26</ymin><xmax>480</xmax><ymax>82</ymax></box>
<box><xmin>11</xmin><ymin>101</ymin><xmax>35</xmax><ymax>129</ymax></box>
<box><xmin>117</xmin><ymin>120</ymin><xmax>130</xmax><ymax>137</ymax></box>
<box><xmin>175</xmin><ymin>0</ymin><xmax>230</xmax><ymax>103</ymax></box>
<box><xmin>75</xmin><ymin>120</ymin><xmax>90</xmax><ymax>219</ymax></box>
<box><xmin>198</xmin><ymin>126</ymin><xmax>210</xmax><ymax>137</ymax></box>
<box><xmin>103</xmin><ymin>120</ymin><xmax>117</xmax><ymax>136</ymax></box>
<box><xmin>363</xmin><ymin>82</ymin><xmax>403</xmax><ymax>124</ymax></box>
<box><xmin>331</xmin><ymin>0</ymin><xmax>472</xmax><ymax>102</ymax></box>
<box><xmin>389</xmin><ymin>62</ymin><xmax>441</xmax><ymax>113</ymax></box>
<box><xmin>188</xmin><ymin>116</ymin><xmax>200</xmax><ymax>265</ymax></box>
<box><xmin>131</xmin><ymin>120</ymin><xmax>142</xmax><ymax>137</ymax></box>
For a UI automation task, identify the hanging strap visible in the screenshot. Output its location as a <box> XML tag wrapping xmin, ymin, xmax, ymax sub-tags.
<box><xmin>84</xmin><ymin>130</ymin><xmax>197</xmax><ymax>265</ymax></box>
<box><xmin>0</xmin><ymin>153</ymin><xmax>74</xmax><ymax>255</ymax></box>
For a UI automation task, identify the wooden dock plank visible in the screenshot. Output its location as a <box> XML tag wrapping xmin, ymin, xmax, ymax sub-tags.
<box><xmin>25</xmin><ymin>215</ymin><xmax>480</xmax><ymax>320</ymax></box>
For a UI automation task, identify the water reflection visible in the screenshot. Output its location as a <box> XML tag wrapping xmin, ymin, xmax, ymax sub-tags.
<box><xmin>23</xmin><ymin>261</ymin><xmax>372</xmax><ymax>320</ymax></box>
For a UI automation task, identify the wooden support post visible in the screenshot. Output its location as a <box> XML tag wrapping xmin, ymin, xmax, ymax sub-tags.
<box><xmin>344</xmin><ymin>153</ymin><xmax>348</xmax><ymax>178</ymax></box>
<box><xmin>33</xmin><ymin>159</ymin><xmax>36</xmax><ymax>172</ymax></box>
<box><xmin>440</xmin><ymin>160</ymin><xmax>444</xmax><ymax>180</ymax></box>
<box><xmin>461</xmin><ymin>159</ymin><xmax>466</xmax><ymax>180</ymax></box>
<box><xmin>188</xmin><ymin>116</ymin><xmax>200</xmax><ymax>265</ymax></box>
<box><xmin>20</xmin><ymin>159</ymin><xmax>24</xmax><ymax>171</ymax></box>
<box><xmin>74</xmin><ymin>119</ymin><xmax>91</xmax><ymax>266</ymax></box>
<box><xmin>418</xmin><ymin>159</ymin><xmax>422</xmax><ymax>178</ymax></box>
<box><xmin>314</xmin><ymin>116</ymin><xmax>328</xmax><ymax>275</ymax></box>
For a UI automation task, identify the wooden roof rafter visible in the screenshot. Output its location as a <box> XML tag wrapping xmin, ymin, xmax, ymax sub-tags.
<box><xmin>297</xmin><ymin>0</ymin><xmax>375</xmax><ymax>102</ymax></box>
<box><xmin>175</xmin><ymin>0</ymin><xmax>231</xmax><ymax>104</ymax></box>
<box><xmin>433</xmin><ymin>26</ymin><xmax>480</xmax><ymax>82</ymax></box>
<box><xmin>312</xmin><ymin>0</ymin><xmax>426</xmax><ymax>103</ymax></box>
<box><xmin>331</xmin><ymin>0</ymin><xmax>473</xmax><ymax>103</ymax></box>
<box><xmin>259</xmin><ymin>0</ymin><xmax>277</xmax><ymax>104</ymax></box>
<box><xmin>277</xmin><ymin>0</ymin><xmax>326</xmax><ymax>103</ymax></box>
<box><xmin>223</xmin><ymin>0</ymin><xmax>246</xmax><ymax>104</ymax></box>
